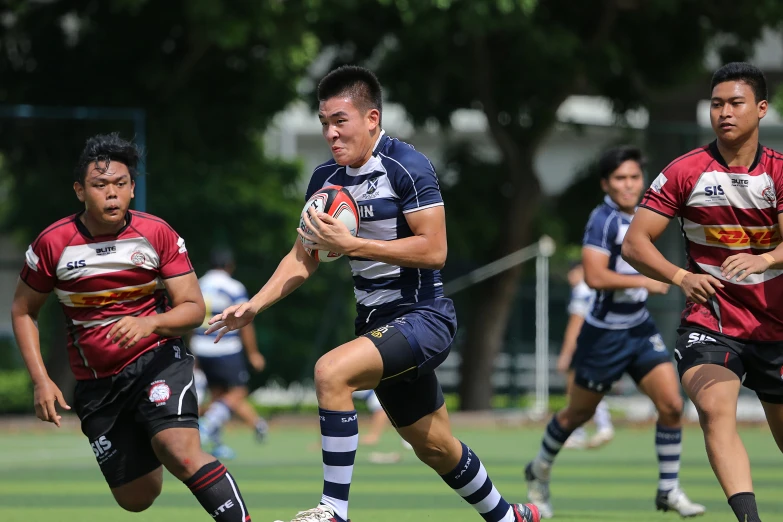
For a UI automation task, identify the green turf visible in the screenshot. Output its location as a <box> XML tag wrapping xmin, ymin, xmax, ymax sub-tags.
<box><xmin>0</xmin><ymin>423</ymin><xmax>781</xmax><ymax>521</ymax></box>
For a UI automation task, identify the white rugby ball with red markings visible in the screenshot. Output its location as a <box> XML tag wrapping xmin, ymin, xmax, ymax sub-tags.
<box><xmin>300</xmin><ymin>185</ymin><xmax>360</xmax><ymax>263</ymax></box>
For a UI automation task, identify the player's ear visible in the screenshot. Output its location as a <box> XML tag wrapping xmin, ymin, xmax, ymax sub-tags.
<box><xmin>131</xmin><ymin>179</ymin><xmax>135</xmax><ymax>199</ymax></box>
<box><xmin>758</xmin><ymin>98</ymin><xmax>768</xmax><ymax>120</ymax></box>
<box><xmin>367</xmin><ymin>108</ymin><xmax>380</xmax><ymax>130</ymax></box>
<box><xmin>600</xmin><ymin>177</ymin><xmax>609</xmax><ymax>194</ymax></box>
<box><xmin>73</xmin><ymin>181</ymin><xmax>85</xmax><ymax>203</ymax></box>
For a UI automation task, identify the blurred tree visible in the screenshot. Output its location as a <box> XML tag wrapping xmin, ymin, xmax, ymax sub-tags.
<box><xmin>305</xmin><ymin>0</ymin><xmax>783</xmax><ymax>409</ymax></box>
<box><xmin>0</xmin><ymin>0</ymin><xmax>355</xmax><ymax>394</ymax></box>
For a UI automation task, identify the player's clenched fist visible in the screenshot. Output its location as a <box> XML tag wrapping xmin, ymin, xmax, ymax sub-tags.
<box><xmin>680</xmin><ymin>273</ymin><xmax>725</xmax><ymax>304</ymax></box>
<box><xmin>206</xmin><ymin>302</ymin><xmax>258</xmax><ymax>342</ymax></box>
<box><xmin>33</xmin><ymin>377</ymin><xmax>70</xmax><ymax>427</ymax></box>
<box><xmin>107</xmin><ymin>316</ymin><xmax>156</xmax><ymax>349</ymax></box>
<box><xmin>721</xmin><ymin>253</ymin><xmax>773</xmax><ymax>282</ymax></box>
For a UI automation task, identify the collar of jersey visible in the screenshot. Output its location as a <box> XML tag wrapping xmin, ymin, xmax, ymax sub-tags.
<box><xmin>708</xmin><ymin>139</ymin><xmax>763</xmax><ymax>172</ymax></box>
<box><xmin>74</xmin><ymin>209</ymin><xmax>133</xmax><ymax>240</ymax></box>
<box><xmin>603</xmin><ymin>195</ymin><xmax>635</xmax><ymax>219</ymax></box>
<box><xmin>345</xmin><ymin>130</ymin><xmax>387</xmax><ymax>177</ymax></box>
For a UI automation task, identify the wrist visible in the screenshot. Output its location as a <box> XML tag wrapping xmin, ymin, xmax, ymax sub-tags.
<box><xmin>761</xmin><ymin>252</ymin><xmax>776</xmax><ymax>268</ymax></box>
<box><xmin>671</xmin><ymin>269</ymin><xmax>690</xmax><ymax>287</ymax></box>
<box><xmin>344</xmin><ymin>236</ymin><xmax>366</xmax><ymax>257</ymax></box>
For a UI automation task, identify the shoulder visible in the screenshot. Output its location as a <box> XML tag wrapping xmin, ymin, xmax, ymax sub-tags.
<box><xmin>378</xmin><ymin>137</ymin><xmax>435</xmax><ymax>179</ymax></box>
<box><xmin>32</xmin><ymin>215</ymin><xmax>78</xmax><ymax>251</ymax></box>
<box><xmin>129</xmin><ymin>211</ymin><xmax>179</xmax><ymax>235</ymax></box>
<box><xmin>761</xmin><ymin>145</ymin><xmax>783</xmax><ymax>169</ymax></box>
<box><xmin>572</xmin><ymin>281</ymin><xmax>594</xmax><ymax>301</ymax></box>
<box><xmin>585</xmin><ymin>203</ymin><xmax>615</xmax><ymax>229</ymax></box>
<box><xmin>660</xmin><ymin>144</ymin><xmax>714</xmax><ymax>177</ymax></box>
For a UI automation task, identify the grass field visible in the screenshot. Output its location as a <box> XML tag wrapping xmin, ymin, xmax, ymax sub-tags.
<box><xmin>0</xmin><ymin>423</ymin><xmax>781</xmax><ymax>521</ymax></box>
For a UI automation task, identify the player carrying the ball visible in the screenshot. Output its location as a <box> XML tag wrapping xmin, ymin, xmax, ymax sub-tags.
<box><xmin>11</xmin><ymin>133</ymin><xmax>253</xmax><ymax>521</ymax></box>
<box><xmin>623</xmin><ymin>62</ymin><xmax>783</xmax><ymax>522</ymax></box>
<box><xmin>207</xmin><ymin>65</ymin><xmax>539</xmax><ymax>522</ymax></box>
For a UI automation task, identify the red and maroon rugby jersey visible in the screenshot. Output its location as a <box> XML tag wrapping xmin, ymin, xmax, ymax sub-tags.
<box><xmin>641</xmin><ymin>141</ymin><xmax>783</xmax><ymax>341</ymax></box>
<box><xmin>20</xmin><ymin>211</ymin><xmax>194</xmax><ymax>379</ymax></box>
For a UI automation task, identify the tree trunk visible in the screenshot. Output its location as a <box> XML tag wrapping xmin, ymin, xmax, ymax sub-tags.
<box><xmin>458</xmin><ymin>148</ymin><xmax>541</xmax><ymax>410</ymax></box>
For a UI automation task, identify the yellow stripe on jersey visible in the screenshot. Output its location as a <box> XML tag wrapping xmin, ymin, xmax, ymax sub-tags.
<box><xmin>703</xmin><ymin>225</ymin><xmax>781</xmax><ymax>249</ymax></box>
<box><xmin>68</xmin><ymin>281</ymin><xmax>157</xmax><ymax>307</ymax></box>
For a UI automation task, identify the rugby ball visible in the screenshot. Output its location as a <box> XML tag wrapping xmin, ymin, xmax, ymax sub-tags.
<box><xmin>300</xmin><ymin>185</ymin><xmax>360</xmax><ymax>263</ymax></box>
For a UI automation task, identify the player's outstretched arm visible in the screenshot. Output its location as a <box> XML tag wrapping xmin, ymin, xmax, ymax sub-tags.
<box><xmin>301</xmin><ymin>205</ymin><xmax>446</xmax><ymax>270</ymax></box>
<box><xmin>206</xmin><ymin>240</ymin><xmax>318</xmax><ymax>341</ymax></box>
<box><xmin>623</xmin><ymin>208</ymin><xmax>723</xmax><ymax>303</ymax></box>
<box><xmin>11</xmin><ymin>279</ymin><xmax>71</xmax><ymax>427</ymax></box>
<box><xmin>108</xmin><ymin>272</ymin><xmax>205</xmax><ymax>348</ymax></box>
<box><xmin>582</xmin><ymin>247</ymin><xmax>669</xmax><ymax>294</ymax></box>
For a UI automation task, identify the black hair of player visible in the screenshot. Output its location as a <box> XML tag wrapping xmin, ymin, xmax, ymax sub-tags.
<box><xmin>598</xmin><ymin>145</ymin><xmax>645</xmax><ymax>180</ymax></box>
<box><xmin>711</xmin><ymin>62</ymin><xmax>768</xmax><ymax>103</ymax></box>
<box><xmin>74</xmin><ymin>132</ymin><xmax>141</xmax><ymax>184</ymax></box>
<box><xmin>317</xmin><ymin>65</ymin><xmax>383</xmax><ymax>120</ymax></box>
<box><xmin>210</xmin><ymin>248</ymin><xmax>235</xmax><ymax>269</ymax></box>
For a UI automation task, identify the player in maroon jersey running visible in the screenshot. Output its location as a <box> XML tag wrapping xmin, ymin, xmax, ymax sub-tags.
<box><xmin>623</xmin><ymin>63</ymin><xmax>783</xmax><ymax>522</ymax></box>
<box><xmin>11</xmin><ymin>133</ymin><xmax>252</xmax><ymax>520</ymax></box>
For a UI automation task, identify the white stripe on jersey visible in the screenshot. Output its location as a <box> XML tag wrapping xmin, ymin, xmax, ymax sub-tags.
<box><xmin>585</xmin><ymin>307</ymin><xmax>649</xmax><ymax>330</ymax></box>
<box><xmin>698</xmin><ymin>261</ymin><xmax>783</xmax><ymax>285</ymax></box>
<box><xmin>55</xmin><ymin>237</ymin><xmax>160</xmax><ymax>281</ymax></box>
<box><xmin>354</xmin><ymin>287</ymin><xmax>403</xmax><ymax>307</ymax></box>
<box><xmin>687</xmin><ymin>171</ymin><xmax>776</xmax><ymax>209</ymax></box>
<box><xmin>351</xmin><ymin>260</ymin><xmax>401</xmax><ymax>279</ymax></box>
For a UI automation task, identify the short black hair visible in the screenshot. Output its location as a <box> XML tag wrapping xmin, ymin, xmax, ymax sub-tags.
<box><xmin>598</xmin><ymin>145</ymin><xmax>644</xmax><ymax>179</ymax></box>
<box><xmin>210</xmin><ymin>248</ymin><xmax>234</xmax><ymax>269</ymax></box>
<box><xmin>317</xmin><ymin>65</ymin><xmax>383</xmax><ymax>118</ymax></box>
<box><xmin>74</xmin><ymin>132</ymin><xmax>141</xmax><ymax>184</ymax></box>
<box><xmin>711</xmin><ymin>62</ymin><xmax>768</xmax><ymax>103</ymax></box>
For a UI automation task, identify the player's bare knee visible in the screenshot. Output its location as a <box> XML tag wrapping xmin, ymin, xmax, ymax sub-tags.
<box><xmin>656</xmin><ymin>396</ymin><xmax>684</xmax><ymax>425</ymax></box>
<box><xmin>116</xmin><ymin>494</ymin><xmax>157</xmax><ymax>512</ymax></box>
<box><xmin>113</xmin><ymin>482</ymin><xmax>160</xmax><ymax>512</ymax></box>
<box><xmin>314</xmin><ymin>356</ymin><xmax>350</xmax><ymax>398</ymax></box>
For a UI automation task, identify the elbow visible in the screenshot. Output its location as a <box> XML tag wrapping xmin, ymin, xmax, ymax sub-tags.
<box><xmin>583</xmin><ymin>272</ymin><xmax>602</xmax><ymax>290</ymax></box>
<box><xmin>188</xmin><ymin>300</ymin><xmax>206</xmax><ymax>330</ymax></box>
<box><xmin>621</xmin><ymin>237</ymin><xmax>640</xmax><ymax>268</ymax></box>
<box><xmin>428</xmin><ymin>248</ymin><xmax>447</xmax><ymax>270</ymax></box>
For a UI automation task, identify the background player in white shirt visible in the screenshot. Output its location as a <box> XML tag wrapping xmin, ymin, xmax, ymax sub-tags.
<box><xmin>191</xmin><ymin>249</ymin><xmax>268</xmax><ymax>459</ymax></box>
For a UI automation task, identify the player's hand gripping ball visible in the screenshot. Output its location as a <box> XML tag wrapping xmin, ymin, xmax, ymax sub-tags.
<box><xmin>299</xmin><ymin>185</ymin><xmax>360</xmax><ymax>262</ymax></box>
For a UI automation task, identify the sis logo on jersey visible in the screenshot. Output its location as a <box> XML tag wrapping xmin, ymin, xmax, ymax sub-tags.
<box><xmin>703</xmin><ymin>226</ymin><xmax>780</xmax><ymax>249</ymax></box>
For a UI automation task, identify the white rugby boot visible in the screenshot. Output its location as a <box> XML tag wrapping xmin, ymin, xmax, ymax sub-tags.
<box><xmin>656</xmin><ymin>487</ymin><xmax>707</xmax><ymax>517</ymax></box>
<box><xmin>525</xmin><ymin>461</ymin><xmax>554</xmax><ymax>519</ymax></box>
<box><xmin>274</xmin><ymin>505</ymin><xmax>348</xmax><ymax>522</ymax></box>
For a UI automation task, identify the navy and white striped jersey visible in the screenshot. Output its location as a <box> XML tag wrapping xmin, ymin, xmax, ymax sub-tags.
<box><xmin>582</xmin><ymin>195</ymin><xmax>649</xmax><ymax>329</ymax></box>
<box><xmin>305</xmin><ymin>131</ymin><xmax>446</xmax><ymax>325</ymax></box>
<box><xmin>568</xmin><ymin>280</ymin><xmax>595</xmax><ymax>319</ymax></box>
<box><xmin>191</xmin><ymin>269</ymin><xmax>249</xmax><ymax>357</ymax></box>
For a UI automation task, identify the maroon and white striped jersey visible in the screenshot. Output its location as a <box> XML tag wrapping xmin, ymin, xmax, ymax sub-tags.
<box><xmin>640</xmin><ymin>140</ymin><xmax>783</xmax><ymax>341</ymax></box>
<box><xmin>20</xmin><ymin>211</ymin><xmax>194</xmax><ymax>379</ymax></box>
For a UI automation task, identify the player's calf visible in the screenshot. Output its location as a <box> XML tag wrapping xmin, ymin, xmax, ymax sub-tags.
<box><xmin>111</xmin><ymin>469</ymin><xmax>163</xmax><ymax>513</ymax></box>
<box><xmin>153</xmin><ymin>428</ymin><xmax>252</xmax><ymax>521</ymax></box>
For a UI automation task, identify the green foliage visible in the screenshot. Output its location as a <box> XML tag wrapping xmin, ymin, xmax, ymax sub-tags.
<box><xmin>0</xmin><ymin>369</ymin><xmax>33</xmax><ymax>414</ymax></box>
<box><xmin>0</xmin><ymin>0</ymin><xmax>347</xmax><ymax>384</ymax></box>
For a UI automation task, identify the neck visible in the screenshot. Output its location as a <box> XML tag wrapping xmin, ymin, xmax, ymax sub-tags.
<box><xmin>717</xmin><ymin>133</ymin><xmax>759</xmax><ymax>168</ymax></box>
<box><xmin>349</xmin><ymin>129</ymin><xmax>381</xmax><ymax>168</ymax></box>
<box><xmin>80</xmin><ymin>211</ymin><xmax>126</xmax><ymax>237</ymax></box>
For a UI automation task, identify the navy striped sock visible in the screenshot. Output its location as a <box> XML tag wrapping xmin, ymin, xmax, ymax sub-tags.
<box><xmin>318</xmin><ymin>408</ymin><xmax>358</xmax><ymax>522</ymax></box>
<box><xmin>656</xmin><ymin>424</ymin><xmax>681</xmax><ymax>492</ymax></box>
<box><xmin>441</xmin><ymin>441</ymin><xmax>516</xmax><ymax>522</ymax></box>
<box><xmin>536</xmin><ymin>415</ymin><xmax>572</xmax><ymax>467</ymax></box>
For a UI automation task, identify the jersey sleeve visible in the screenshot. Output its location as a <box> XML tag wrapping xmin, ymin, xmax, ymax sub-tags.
<box><xmin>393</xmin><ymin>155</ymin><xmax>444</xmax><ymax>213</ymax></box>
<box><xmin>582</xmin><ymin>210</ymin><xmax>618</xmax><ymax>256</ymax></box>
<box><xmin>154</xmin><ymin>223</ymin><xmax>194</xmax><ymax>279</ymax></box>
<box><xmin>19</xmin><ymin>233</ymin><xmax>58</xmax><ymax>293</ymax></box>
<box><xmin>640</xmin><ymin>168</ymin><xmax>686</xmax><ymax>218</ymax></box>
